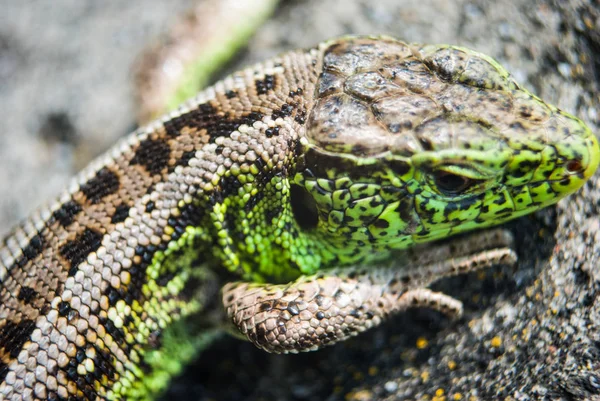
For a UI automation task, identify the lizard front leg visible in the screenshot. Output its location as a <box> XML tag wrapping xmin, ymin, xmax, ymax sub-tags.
<box><xmin>222</xmin><ymin>229</ymin><xmax>516</xmax><ymax>353</ymax></box>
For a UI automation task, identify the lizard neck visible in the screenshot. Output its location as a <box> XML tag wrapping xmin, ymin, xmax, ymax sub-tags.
<box><xmin>199</xmin><ymin>50</ymin><xmax>328</xmax><ymax>283</ymax></box>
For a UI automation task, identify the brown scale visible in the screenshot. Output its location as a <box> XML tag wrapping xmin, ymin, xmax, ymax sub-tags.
<box><xmin>0</xmin><ymin>48</ymin><xmax>318</xmax><ymax>400</ymax></box>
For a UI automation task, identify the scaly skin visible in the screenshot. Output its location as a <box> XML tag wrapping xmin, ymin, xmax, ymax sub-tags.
<box><xmin>222</xmin><ymin>228</ymin><xmax>519</xmax><ymax>353</ymax></box>
<box><xmin>0</xmin><ymin>36</ymin><xmax>597</xmax><ymax>400</ymax></box>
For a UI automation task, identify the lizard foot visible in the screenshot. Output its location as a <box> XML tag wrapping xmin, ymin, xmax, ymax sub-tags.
<box><xmin>222</xmin><ymin>229</ymin><xmax>517</xmax><ymax>353</ymax></box>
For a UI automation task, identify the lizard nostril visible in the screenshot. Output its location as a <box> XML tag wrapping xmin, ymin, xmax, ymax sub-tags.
<box><xmin>566</xmin><ymin>160</ymin><xmax>583</xmax><ymax>173</ymax></box>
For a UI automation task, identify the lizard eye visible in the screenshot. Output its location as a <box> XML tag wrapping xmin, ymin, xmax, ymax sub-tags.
<box><xmin>566</xmin><ymin>160</ymin><xmax>583</xmax><ymax>173</ymax></box>
<box><xmin>290</xmin><ymin>184</ymin><xmax>319</xmax><ymax>229</ymax></box>
<box><xmin>433</xmin><ymin>171</ymin><xmax>475</xmax><ymax>196</ymax></box>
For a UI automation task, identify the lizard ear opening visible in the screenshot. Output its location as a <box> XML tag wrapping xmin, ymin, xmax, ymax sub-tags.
<box><xmin>290</xmin><ymin>184</ymin><xmax>319</xmax><ymax>230</ymax></box>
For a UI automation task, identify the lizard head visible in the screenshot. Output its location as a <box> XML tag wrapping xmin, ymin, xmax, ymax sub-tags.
<box><xmin>292</xmin><ymin>36</ymin><xmax>599</xmax><ymax>264</ymax></box>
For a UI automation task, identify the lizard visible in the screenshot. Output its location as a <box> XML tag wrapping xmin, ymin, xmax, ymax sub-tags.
<box><xmin>0</xmin><ymin>35</ymin><xmax>598</xmax><ymax>400</ymax></box>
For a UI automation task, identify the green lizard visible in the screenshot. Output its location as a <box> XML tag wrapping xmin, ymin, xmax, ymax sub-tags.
<box><xmin>0</xmin><ymin>35</ymin><xmax>597</xmax><ymax>400</ymax></box>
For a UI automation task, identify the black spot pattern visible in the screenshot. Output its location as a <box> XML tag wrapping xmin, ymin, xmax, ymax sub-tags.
<box><xmin>244</xmin><ymin>191</ymin><xmax>265</xmax><ymax>211</ymax></box>
<box><xmin>255</xmin><ymin>74</ymin><xmax>275</xmax><ymax>95</ymax></box>
<box><xmin>179</xmin><ymin>275</ymin><xmax>205</xmax><ymax>303</ymax></box>
<box><xmin>175</xmin><ymin>150</ymin><xmax>197</xmax><ymax>168</ymax></box>
<box><xmin>162</xmin><ymin>101</ymin><xmax>266</xmax><ymax>144</ymax></box>
<box><xmin>52</xmin><ymin>200</ymin><xmax>82</xmax><ymax>227</ymax></box>
<box><xmin>272</xmin><ymin>103</ymin><xmax>294</xmax><ymax>120</ymax></box>
<box><xmin>0</xmin><ymin>362</ymin><xmax>7</xmax><ymax>383</ymax></box>
<box><xmin>163</xmin><ymin>103</ymin><xmax>217</xmax><ymax>138</ymax></box>
<box><xmin>0</xmin><ymin>319</ymin><xmax>36</xmax><ymax>358</ymax></box>
<box><xmin>22</xmin><ymin>234</ymin><xmax>43</xmax><ymax>260</ymax></box>
<box><xmin>387</xmin><ymin>159</ymin><xmax>411</xmax><ymax>176</ymax></box>
<box><xmin>100</xmin><ymin>316</ymin><xmax>126</xmax><ymax>346</ymax></box>
<box><xmin>130</xmin><ymin>138</ymin><xmax>171</xmax><ymax>175</ymax></box>
<box><xmin>265</xmin><ymin>127</ymin><xmax>280</xmax><ymax>138</ymax></box>
<box><xmin>58</xmin><ymin>323</ymin><xmax>115</xmax><ymax>400</ymax></box>
<box><xmin>80</xmin><ymin>167</ymin><xmax>120</xmax><ymax>204</ymax></box>
<box><xmin>220</xmin><ymin>174</ymin><xmax>243</xmax><ymax>194</ymax></box>
<box><xmin>60</xmin><ymin>228</ymin><xmax>103</xmax><ymax>275</ymax></box>
<box><xmin>265</xmin><ymin>204</ymin><xmax>284</xmax><ymax>224</ymax></box>
<box><xmin>155</xmin><ymin>270</ymin><xmax>177</xmax><ymax>287</ymax></box>
<box><xmin>57</xmin><ymin>301</ymin><xmax>72</xmax><ymax>317</ymax></box>
<box><xmin>111</xmin><ymin>204</ymin><xmax>130</xmax><ymax>224</ymax></box>
<box><xmin>17</xmin><ymin>286</ymin><xmax>38</xmax><ymax>304</ymax></box>
<box><xmin>9</xmin><ymin>233</ymin><xmax>45</xmax><ymax>271</ymax></box>
<box><xmin>295</xmin><ymin>109</ymin><xmax>307</xmax><ymax>124</ymax></box>
<box><xmin>373</xmin><ymin>219</ymin><xmax>389</xmax><ymax>228</ymax></box>
<box><xmin>92</xmin><ymin>344</ymin><xmax>116</xmax><ymax>382</ymax></box>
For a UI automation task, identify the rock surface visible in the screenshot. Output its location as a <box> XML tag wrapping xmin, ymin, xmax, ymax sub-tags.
<box><xmin>1</xmin><ymin>0</ymin><xmax>599</xmax><ymax>400</ymax></box>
